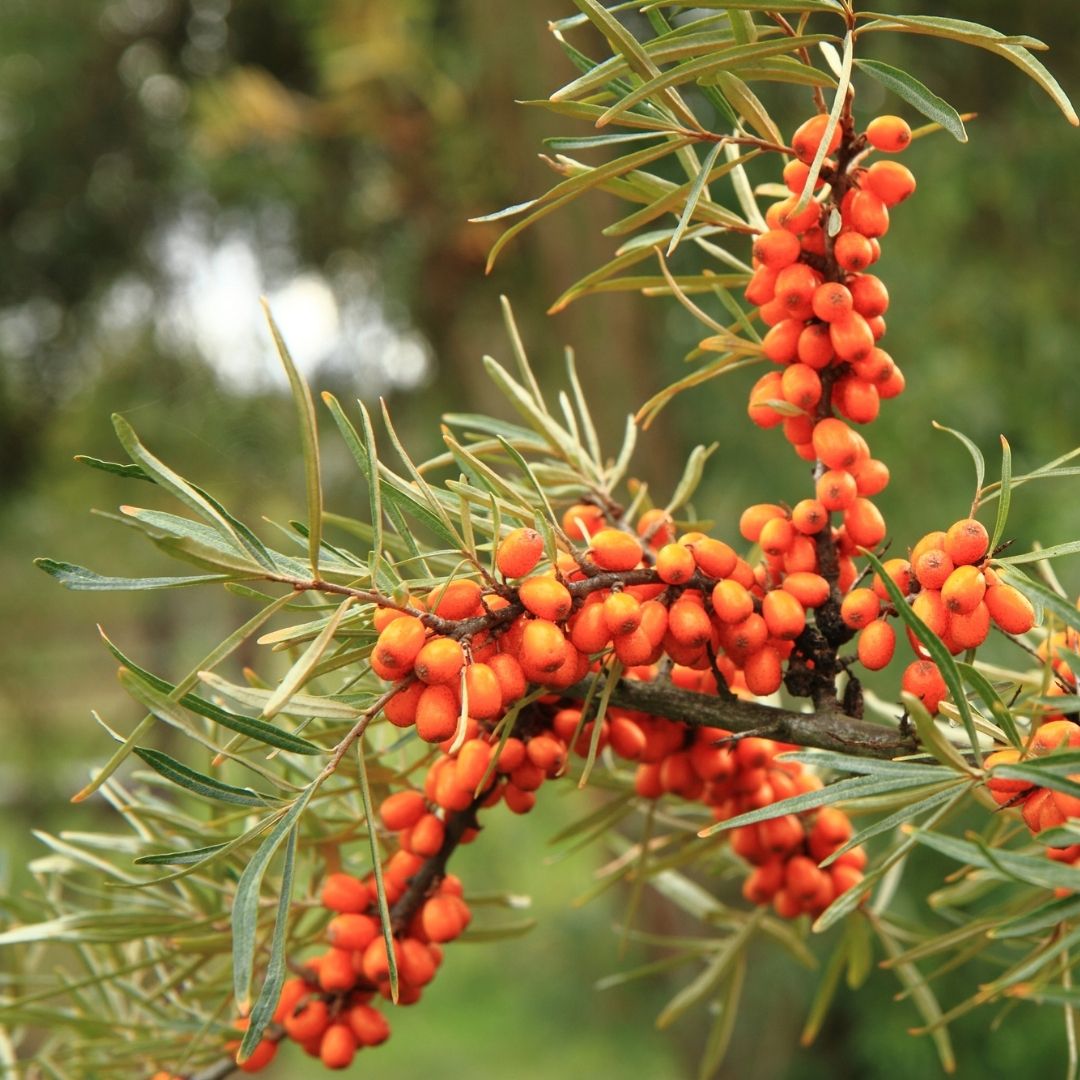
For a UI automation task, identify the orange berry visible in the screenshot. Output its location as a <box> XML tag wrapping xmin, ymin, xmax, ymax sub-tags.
<box><xmin>603</xmin><ymin>590</ymin><xmax>642</xmax><ymax>637</ymax></box>
<box><xmin>739</xmin><ymin>503</ymin><xmax>787</xmax><ymax>543</ymax></box>
<box><xmin>319</xmin><ymin>946</ymin><xmax>359</xmax><ymax>993</ymax></box>
<box><xmin>829</xmin><ymin>312</ymin><xmax>875</xmax><ymax>362</ymax></box>
<box><xmin>914</xmin><ymin>548</ymin><xmax>954</xmax><ymax>591</ymax></box>
<box><xmin>857</xmin><ymin>619</ymin><xmax>896</xmax><ymax>670</ymax></box>
<box><xmin>797</xmin><ymin>322</ymin><xmax>834</xmax><ymax>368</ymax></box>
<box><xmin>791</xmin><ymin>498</ymin><xmax>829</xmax><ymax>535</ymax></box>
<box><xmin>872</xmin><ymin>558</ymin><xmax>911</xmax><ymax>600</ymax></box>
<box><xmin>527</xmin><ymin>733</ymin><xmax>567</xmax><ymax>775</ymax></box>
<box><xmin>589</xmin><ymin>528</ymin><xmax>642</xmax><ymax>571</ymax></box>
<box><xmin>833</xmin><ymin>230</ymin><xmax>874</xmax><ymax>272</ymax></box>
<box><xmin>721</xmin><ymin>613</ymin><xmax>769</xmax><ymax>658</ymax></box>
<box><xmin>849</xmin><ymin>274</ymin><xmax>889</xmax><ymax>319</ymax></box>
<box><xmin>415</xmin><ymin>684</ymin><xmax>460</xmax><ymax>743</ymax></box>
<box><xmin>1031</xmin><ymin>720</ymin><xmax>1080</xmax><ymax>757</ymax></box>
<box><xmin>752</xmin><ymin>228</ymin><xmax>801</xmax><ymax>269</ymax></box>
<box><xmin>569</xmin><ymin>602</ymin><xmax>612</xmax><ymax>654</ymax></box>
<box><xmin>811</xmin><ymin>418</ymin><xmax>860</xmax><ymax>470</ymax></box>
<box><xmin>944</xmin><ymin>518</ymin><xmax>989</xmax><ymax>566</ymax></box>
<box><xmin>843</xmin><ymin>498</ymin><xmax>886</xmax><ymax>549</ymax></box>
<box><xmin>379</xmin><ymin>790</ymin><xmax>427</xmax><ymax>832</ymax></box>
<box><xmin>321</xmin><ymin>873</ymin><xmax>370</xmax><ymax>914</ymax></box>
<box><xmin>780</xmin><ymin>363</ymin><xmax>822</xmax><ymax>410</ymax></box>
<box><xmin>743</xmin><ymin>645</ymin><xmax>783</xmax><ymax>696</ymax></box>
<box><xmin>345</xmin><ymin>1003</ymin><xmax>390</xmax><ymax>1047</ymax></box>
<box><xmin>901</xmin><ymin>660</ymin><xmax>948</xmax><ymax>713</ymax></box>
<box><xmin>911</xmin><ymin>588</ymin><xmax>948</xmax><ymax>639</ymax></box>
<box><xmin>949</xmin><ymin>601</ymin><xmax>991</xmax><ymax>650</ymax></box>
<box><xmin>941</xmin><ymin>564</ymin><xmax>986</xmax><ymax>615</ymax></box>
<box><xmin>762</xmin><ymin>589</ymin><xmax>806</xmax><ymax>640</ymax></box>
<box><xmin>791</xmin><ymin>113</ymin><xmax>841</xmax><ymax>165</ymax></box>
<box><xmin>864</xmin><ymin>160</ymin><xmax>916</xmax><ymax>206</ymax></box>
<box><xmin>383</xmin><ymin>679</ymin><xmax>424</xmax><ymax>728</ymax></box>
<box><xmin>237</xmin><ymin>1038</ymin><xmax>278</xmax><ymax>1073</ymax></box>
<box><xmin>840</xmin><ymin>587</ymin><xmax>880</xmax><ymax>629</ymax></box>
<box><xmin>414</xmin><ymin>636</ymin><xmax>465</xmax><ymax>685</ymax></box>
<box><xmin>782</xmin><ymin>571</ymin><xmax>831</xmax><ymax>608</ymax></box>
<box><xmin>518</xmin><ymin>575</ymin><xmax>572</xmax><ymax>622</ymax></box>
<box><xmin>759</xmin><ymin>516</ymin><xmax>795</xmax><ymax>557</ymax></box>
<box><xmin>656</xmin><ymin>542</ymin><xmax>695</xmax><ymax>584</ymax></box>
<box><xmin>429</xmin><ymin>579</ymin><xmax>482</xmax><ymax>620</ymax></box>
<box><xmin>711</xmin><ymin>579</ymin><xmax>754</xmax><ymax>624</ymax></box>
<box><xmin>911</xmin><ymin>530</ymin><xmax>948</xmax><ymax>566</ymax></box>
<box><xmin>520</xmin><ymin>618</ymin><xmax>570</xmax><ymax>675</ymax></box>
<box><xmin>284</xmin><ymin>998</ymin><xmax>330</xmax><ymax>1044</ymax></box>
<box><xmin>846</xmin><ymin>188</ymin><xmax>889</xmax><ymax>237</ymax></box>
<box><xmin>745</xmin><ymin>264</ymin><xmax>778</xmax><ymax>305</ymax></box>
<box><xmin>668</xmin><ymin>600</ymin><xmax>713</xmax><ymax>648</ymax></box>
<box><xmin>811</xmin><ymin>281</ymin><xmax>853</xmax><ymax>323</ymax></box>
<box><xmin>496</xmin><ymin>527</ymin><xmax>544</xmax><ymax>578</ymax></box>
<box><xmin>816</xmin><ymin>468</ymin><xmax>857</xmax><ymax>512</ymax></box>
<box><xmin>866</xmin><ymin>114</ymin><xmax>911</xmax><ymax>153</ymax></box>
<box><xmin>488</xmin><ymin>652</ymin><xmax>527</xmax><ymax>704</ymax></box>
<box><xmin>834</xmin><ymin>376</ymin><xmax>880</xmax><ymax>425</ymax></box>
<box><xmin>774</xmin><ymin>262</ymin><xmax>820</xmax><ymax>313</ymax></box>
<box><xmin>636</xmin><ymin>508</ymin><xmax>675</xmax><ymax>548</ymax></box>
<box><xmin>985</xmin><ymin>583</ymin><xmax>1035</xmax><ymax>635</ymax></box>
<box><xmin>689</xmin><ymin>537</ymin><xmax>739</xmax><ymax>579</ymax></box>
<box><xmin>371</xmin><ymin>615</ymin><xmax>427</xmax><ymax>680</ymax></box>
<box><xmin>272</xmin><ymin>977</ymin><xmax>309</xmax><ymax>1025</ymax></box>
<box><xmin>852</xmin><ymin>457</ymin><xmax>890</xmax><ymax>497</ymax></box>
<box><xmin>327</xmin><ymin>913</ymin><xmax>379</xmax><ymax>952</ymax></box>
<box><xmin>762</xmin><ymin>318</ymin><xmax>803</xmax><ymax>364</ymax></box>
<box><xmin>320</xmin><ymin>1023</ymin><xmax>358</xmax><ymax>1070</ymax></box>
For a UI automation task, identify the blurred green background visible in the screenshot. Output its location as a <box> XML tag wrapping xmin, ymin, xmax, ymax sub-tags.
<box><xmin>1</xmin><ymin>2</ymin><xmax>1078</xmax><ymax>1077</ymax></box>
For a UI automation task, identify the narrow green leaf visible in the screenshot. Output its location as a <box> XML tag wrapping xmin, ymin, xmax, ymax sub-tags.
<box><xmin>262</xmin><ymin>300</ymin><xmax>323</xmax><ymax>576</ymax></box>
<box><xmin>198</xmin><ymin>670</ymin><xmax>362</xmax><ymax>720</ymax></box>
<box><xmin>857</xmin><ymin>15</ymin><xmax>1077</xmax><ymax>125</ymax></box>
<box><xmin>667</xmin><ymin>141</ymin><xmax>725</xmax><ymax>256</ymax></box>
<box><xmin>34</xmin><ymin>559</ymin><xmax>236</xmax><ymax>592</ymax></box>
<box><xmin>232</xmin><ymin>789</ymin><xmax>314</xmax><ymax>1010</ymax></box>
<box><xmin>911</xmin><ymin>829</ymin><xmax>1080</xmax><ymax>892</ymax></box>
<box><xmin>992</xmin><ymin>894</ymin><xmax>1080</xmax><ymax>940</ymax></box>
<box><xmin>482</xmin><ymin>136</ymin><xmax>694</xmax><ymax>271</ymax></box>
<box><xmin>238</xmin><ymin>825</ymin><xmax>298</xmax><ymax>1060</ymax></box>
<box><xmin>111</xmin><ymin>414</ymin><xmax>270</xmax><ymax>570</ymax></box>
<box><xmin>357</xmin><ymin>741</ymin><xmax>399</xmax><ymax>1003</ymax></box>
<box><xmin>711</xmin><ymin>72</ymin><xmax>782</xmax><ymax>145</ymax></box>
<box><xmin>989</xmin><ymin>435</ymin><xmax>1013</xmax><ymax>552</ymax></box>
<box><xmin>666</xmin><ymin>443</ymin><xmax>718</xmax><ymax>515</ymax></box>
<box><xmin>262</xmin><ymin>597</ymin><xmax>355</xmax><ymax>720</ymax></box>
<box><xmin>931</xmin><ymin>421</ymin><xmax>984</xmax><ymax>501</ymax></box>
<box><xmin>106</xmin><ymin>639</ymin><xmax>320</xmax><ymax>754</ymax></box>
<box><xmin>862</xmin><ymin>548</ymin><xmax>982</xmax><ymax>765</ymax></box>
<box><xmin>130</xmin><ymin>745</ymin><xmax>277</xmax><ymax>808</ymax></box>
<box><xmin>853</xmin><ymin>59</ymin><xmax>966</xmax><ymax>141</ymax></box>
<box><xmin>955</xmin><ymin>662</ymin><xmax>1022</xmax><ymax>749</ymax></box>
<box><xmin>543</xmin><ymin>131</ymin><xmax>671</xmax><ymax>151</ymax></box>
<box><xmin>995</xmin><ymin>541</ymin><xmax>1080</xmax><ymax>567</ymax></box>
<box><xmin>793</xmin><ymin>31</ymin><xmax>850</xmax><ymax>215</ymax></box>
<box><xmin>133</xmin><ymin>842</ymin><xmax>231</xmax><ymax>866</ymax></box>
<box><xmin>73</xmin><ymin>455</ymin><xmax>153</xmax><ymax>482</ymax></box>
<box><xmin>697</xmin><ymin>951</ymin><xmax>746</xmax><ymax>1079</ymax></box>
<box><xmin>800</xmin><ymin>925</ymin><xmax>849</xmax><ymax>1046</ymax></box>
<box><xmin>870</xmin><ymin>916</ymin><xmax>955</xmax><ymax>1072</ymax></box>
<box><xmin>779</xmin><ymin>750</ymin><xmax>951</xmax><ymax>779</ymax></box>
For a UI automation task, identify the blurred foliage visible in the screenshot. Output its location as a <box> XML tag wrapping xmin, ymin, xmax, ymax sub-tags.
<box><xmin>1</xmin><ymin>2</ymin><xmax>1078</xmax><ymax>1078</ymax></box>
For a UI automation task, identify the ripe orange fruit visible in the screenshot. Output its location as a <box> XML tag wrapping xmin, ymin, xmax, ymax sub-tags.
<box><xmin>496</xmin><ymin>527</ymin><xmax>544</xmax><ymax>578</ymax></box>
<box><xmin>985</xmin><ymin>583</ymin><xmax>1035</xmax><ymax>635</ymax></box>
<box><xmin>321</xmin><ymin>873</ymin><xmax>370</xmax><ymax>914</ymax></box>
<box><xmin>791</xmin><ymin>113</ymin><xmax>841</xmax><ymax>165</ymax></box>
<box><xmin>864</xmin><ymin>160</ymin><xmax>916</xmax><ymax>206</ymax></box>
<box><xmin>371</xmin><ymin>615</ymin><xmax>427</xmax><ymax>680</ymax></box>
<box><xmin>762</xmin><ymin>589</ymin><xmax>806</xmax><ymax>640</ymax></box>
<box><xmin>415</xmin><ymin>684</ymin><xmax>460</xmax><ymax>743</ymax></box>
<box><xmin>901</xmin><ymin>659</ymin><xmax>949</xmax><ymax>713</ymax></box>
<box><xmin>941</xmin><ymin>564</ymin><xmax>986</xmax><ymax>615</ymax></box>
<box><xmin>834</xmin><ymin>230</ymin><xmax>873</xmax><ymax>272</ymax></box>
<box><xmin>752</xmin><ymin>228</ymin><xmax>802</xmax><ymax>269</ymax></box>
<box><xmin>857</xmin><ymin>618</ymin><xmax>896</xmax><ymax>670</ymax></box>
<box><xmin>414</xmin><ymin>636</ymin><xmax>465</xmax><ymax>685</ymax></box>
<box><xmin>943</xmin><ymin>518</ymin><xmax>989</xmax><ymax>566</ymax></box>
<box><xmin>840</xmin><ymin>587</ymin><xmax>880</xmax><ymax>629</ymax></box>
<box><xmin>866</xmin><ymin>114</ymin><xmax>911</xmax><ymax>153</ymax></box>
<box><xmin>379</xmin><ymin>790</ymin><xmax>427</xmax><ymax>831</ymax></box>
<box><xmin>589</xmin><ymin>528</ymin><xmax>643</xmax><ymax>571</ymax></box>
<box><xmin>518</xmin><ymin>575</ymin><xmax>572</xmax><ymax>622</ymax></box>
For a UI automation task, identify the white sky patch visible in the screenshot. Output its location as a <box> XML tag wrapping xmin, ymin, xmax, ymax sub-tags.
<box><xmin>145</xmin><ymin>214</ymin><xmax>431</xmax><ymax>395</ymax></box>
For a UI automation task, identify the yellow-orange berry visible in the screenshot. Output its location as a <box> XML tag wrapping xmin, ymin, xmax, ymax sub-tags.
<box><xmin>414</xmin><ymin>636</ymin><xmax>465</xmax><ymax>685</ymax></box>
<box><xmin>791</xmin><ymin>113</ymin><xmax>841</xmax><ymax>165</ymax></box>
<box><xmin>943</xmin><ymin>517</ymin><xmax>989</xmax><ymax>566</ymax></box>
<box><xmin>914</xmin><ymin>547</ymin><xmax>954</xmax><ymax>591</ymax></box>
<box><xmin>872</xmin><ymin>557</ymin><xmax>912</xmax><ymax>600</ymax></box>
<box><xmin>379</xmin><ymin>790</ymin><xmax>427</xmax><ymax>832</ymax></box>
<box><xmin>589</xmin><ymin>528</ymin><xmax>643</xmax><ymax>571</ymax></box>
<box><xmin>829</xmin><ymin>312</ymin><xmax>875</xmax><ymax>363</ymax></box>
<box><xmin>562</xmin><ymin>502</ymin><xmax>605</xmax><ymax>540</ymax></box>
<box><xmin>711</xmin><ymin>579</ymin><xmax>754</xmax><ymax>624</ymax></box>
<box><xmin>743</xmin><ymin>645</ymin><xmax>783</xmax><ymax>696</ymax></box>
<box><xmin>816</xmin><ymin>468</ymin><xmax>857</xmax><ymax>512</ymax></box>
<box><xmin>415</xmin><ymin>684</ymin><xmax>460</xmax><ymax>743</ymax></box>
<box><xmin>345</xmin><ymin>1003</ymin><xmax>390</xmax><ymax>1047</ymax></box>
<box><xmin>603</xmin><ymin>591</ymin><xmax>642</xmax><ymax>637</ymax></box>
<box><xmin>866</xmin><ymin>114</ymin><xmax>911</xmax><ymax>153</ymax></box>
<box><xmin>1031</xmin><ymin>720</ymin><xmax>1080</xmax><ymax>757</ymax></box>
<box><xmin>791</xmin><ymin>498</ymin><xmax>829</xmax><ymax>535</ymax></box>
<box><xmin>864</xmin><ymin>160</ymin><xmax>916</xmax><ymax>206</ymax></box>
<box><xmin>668</xmin><ymin>599</ymin><xmax>713</xmax><ymax>648</ymax></box>
<box><xmin>518</xmin><ymin>575</ymin><xmax>572</xmax><ymax>622</ymax></box>
<box><xmin>371</xmin><ymin>615</ymin><xmax>427</xmax><ymax>680</ymax></box>
<box><xmin>901</xmin><ymin>660</ymin><xmax>948</xmax><ymax>713</ymax></box>
<box><xmin>857</xmin><ymin>619</ymin><xmax>895</xmax><ymax>670</ymax></box>
<box><xmin>985</xmin><ymin>583</ymin><xmax>1035</xmax><ymax>635</ymax></box>
<box><xmin>636</xmin><ymin>508</ymin><xmax>675</xmax><ymax>548</ymax></box>
<box><xmin>811</xmin><ymin>418</ymin><xmax>860</xmax><ymax>470</ymax></box>
<box><xmin>941</xmin><ymin>564</ymin><xmax>986</xmax><ymax>615</ymax></box>
<box><xmin>739</xmin><ymin>503</ymin><xmax>787</xmax><ymax>543</ymax></box>
<box><xmin>761</xmin><ymin>589</ymin><xmax>806</xmax><ymax>640</ymax></box>
<box><xmin>519</xmin><ymin>618</ymin><xmax>570</xmax><ymax>675</ymax></box>
<box><xmin>843</xmin><ymin>498</ymin><xmax>886</xmax><ymax>549</ymax></box>
<box><xmin>689</xmin><ymin>537</ymin><xmax>738</xmax><ymax>579</ymax></box>
<box><xmin>321</xmin><ymin>873</ymin><xmax>370</xmax><ymax>914</ymax></box>
<box><xmin>429</xmin><ymin>579</ymin><xmax>482</xmax><ymax>620</ymax></box>
<box><xmin>834</xmin><ymin>230</ymin><xmax>874</xmax><ymax>272</ymax></box>
<box><xmin>840</xmin><ymin>587</ymin><xmax>880</xmax><ymax>629</ymax></box>
<box><xmin>496</xmin><ymin>527</ymin><xmax>545</xmax><ymax>578</ymax></box>
<box><xmin>656</xmin><ymin>542</ymin><xmax>695</xmax><ymax>584</ymax></box>
<box><xmin>811</xmin><ymin>281</ymin><xmax>853</xmax><ymax>323</ymax></box>
<box><xmin>753</xmin><ymin>228</ymin><xmax>801</xmax><ymax>269</ymax></box>
<box><xmin>463</xmin><ymin>661</ymin><xmax>503</xmax><ymax>719</ymax></box>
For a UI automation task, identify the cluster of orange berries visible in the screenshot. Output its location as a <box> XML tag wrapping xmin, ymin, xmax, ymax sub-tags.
<box><xmin>874</xmin><ymin>516</ymin><xmax>1035</xmax><ymax>714</ymax></box>
<box><xmin>747</xmin><ymin>113</ymin><xmax>914</xmax><ymax>457</ymax></box>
